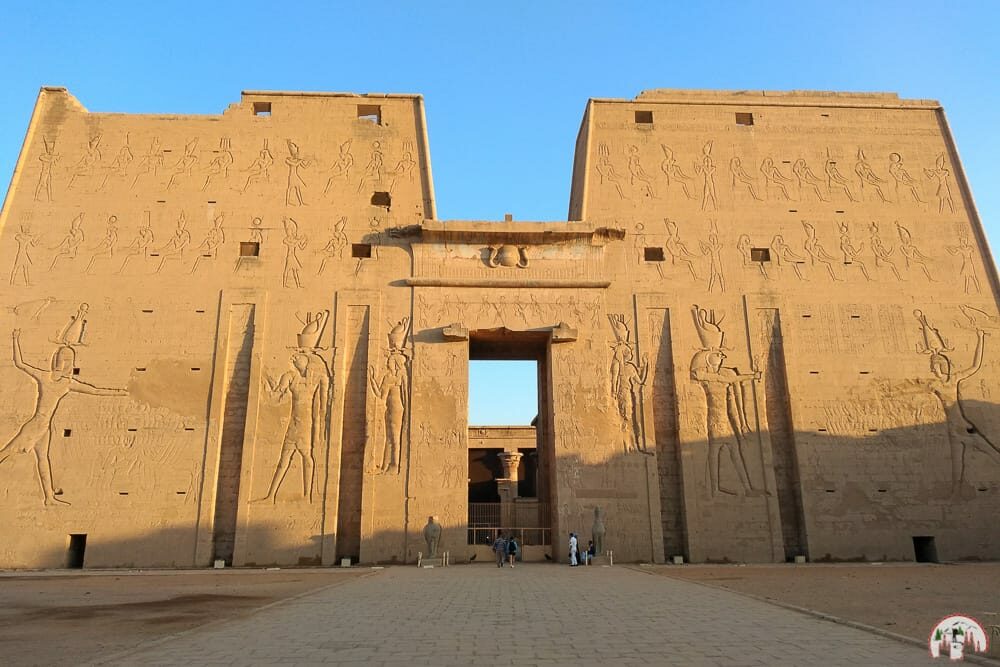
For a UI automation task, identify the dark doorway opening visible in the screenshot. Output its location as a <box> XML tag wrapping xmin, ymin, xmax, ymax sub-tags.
<box><xmin>913</xmin><ymin>536</ymin><xmax>938</xmax><ymax>563</ymax></box>
<box><xmin>67</xmin><ymin>534</ymin><xmax>87</xmax><ymax>569</ymax></box>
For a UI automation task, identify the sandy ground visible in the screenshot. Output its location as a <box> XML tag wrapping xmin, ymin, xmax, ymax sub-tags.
<box><xmin>0</xmin><ymin>568</ymin><xmax>368</xmax><ymax>666</ymax></box>
<box><xmin>653</xmin><ymin>562</ymin><xmax>1000</xmax><ymax>659</ymax></box>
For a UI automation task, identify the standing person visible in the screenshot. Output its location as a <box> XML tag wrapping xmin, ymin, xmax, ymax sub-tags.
<box><xmin>507</xmin><ymin>535</ymin><xmax>518</xmax><ymax>568</ymax></box>
<box><xmin>493</xmin><ymin>533</ymin><xmax>507</xmax><ymax>568</ymax></box>
<box><xmin>569</xmin><ymin>532</ymin><xmax>579</xmax><ymax>566</ymax></box>
<box><xmin>586</xmin><ymin>540</ymin><xmax>596</xmax><ymax>566</ymax></box>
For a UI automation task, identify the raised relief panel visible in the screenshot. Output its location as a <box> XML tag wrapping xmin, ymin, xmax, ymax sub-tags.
<box><xmin>368</xmin><ymin>318</ymin><xmax>410</xmax><ymax>475</ymax></box>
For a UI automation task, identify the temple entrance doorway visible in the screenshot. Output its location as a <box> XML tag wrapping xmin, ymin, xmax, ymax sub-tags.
<box><xmin>466</xmin><ymin>329</ymin><xmax>552</xmax><ymax>561</ymax></box>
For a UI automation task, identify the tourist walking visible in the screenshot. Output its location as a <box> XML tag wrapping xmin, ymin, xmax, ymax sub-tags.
<box><xmin>569</xmin><ymin>532</ymin><xmax>579</xmax><ymax>566</ymax></box>
<box><xmin>493</xmin><ymin>533</ymin><xmax>508</xmax><ymax>568</ymax></box>
<box><xmin>507</xmin><ymin>535</ymin><xmax>518</xmax><ymax>568</ymax></box>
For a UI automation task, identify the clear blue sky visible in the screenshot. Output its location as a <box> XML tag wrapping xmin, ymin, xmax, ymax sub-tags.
<box><xmin>2</xmin><ymin>1</ymin><xmax>998</xmax><ymax>424</ymax></box>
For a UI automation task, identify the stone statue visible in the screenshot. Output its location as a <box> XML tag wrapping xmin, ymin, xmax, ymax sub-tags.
<box><xmin>592</xmin><ymin>506</ymin><xmax>606</xmax><ymax>555</ymax></box>
<box><xmin>423</xmin><ymin>515</ymin><xmax>442</xmax><ymax>558</ymax></box>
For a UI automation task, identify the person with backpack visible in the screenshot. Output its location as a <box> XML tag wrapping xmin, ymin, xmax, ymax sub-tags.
<box><xmin>493</xmin><ymin>532</ymin><xmax>507</xmax><ymax>568</ymax></box>
<box><xmin>507</xmin><ymin>535</ymin><xmax>518</xmax><ymax>568</ymax></box>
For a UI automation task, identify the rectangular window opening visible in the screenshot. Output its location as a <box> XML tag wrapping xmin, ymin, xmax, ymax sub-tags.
<box><xmin>357</xmin><ymin>104</ymin><xmax>382</xmax><ymax>125</ymax></box>
<box><xmin>644</xmin><ymin>247</ymin><xmax>665</xmax><ymax>262</ymax></box>
<box><xmin>371</xmin><ymin>191</ymin><xmax>391</xmax><ymax>208</ymax></box>
<box><xmin>67</xmin><ymin>534</ymin><xmax>87</xmax><ymax>569</ymax></box>
<box><xmin>751</xmin><ymin>248</ymin><xmax>771</xmax><ymax>262</ymax></box>
<box><xmin>912</xmin><ymin>536</ymin><xmax>938</xmax><ymax>563</ymax></box>
<box><xmin>352</xmin><ymin>243</ymin><xmax>372</xmax><ymax>259</ymax></box>
<box><xmin>63</xmin><ymin>429</ymin><xmax>72</xmax><ymax>437</ymax></box>
<box><xmin>253</xmin><ymin>101</ymin><xmax>272</xmax><ymax>117</ymax></box>
<box><xmin>735</xmin><ymin>112</ymin><xmax>754</xmax><ymax>126</ymax></box>
<box><xmin>72</xmin><ymin>367</ymin><xmax>80</xmax><ymax>376</ymax></box>
<box><xmin>239</xmin><ymin>241</ymin><xmax>260</xmax><ymax>257</ymax></box>
<box><xmin>135</xmin><ymin>367</ymin><xmax>146</xmax><ymax>372</ymax></box>
<box><xmin>191</xmin><ymin>367</ymin><xmax>201</xmax><ymax>372</ymax></box>
<box><xmin>634</xmin><ymin>110</ymin><xmax>653</xmax><ymax>124</ymax></box>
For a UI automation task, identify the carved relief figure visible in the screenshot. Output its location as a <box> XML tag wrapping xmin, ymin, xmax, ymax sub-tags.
<box><xmin>770</xmin><ymin>234</ymin><xmax>806</xmax><ymax>281</ymax></box>
<box><xmin>190</xmin><ymin>214</ymin><xmax>226</xmax><ymax>274</ymax></box>
<box><xmin>737</xmin><ymin>234</ymin><xmax>768</xmax><ymax>279</ymax></box>
<box><xmin>595</xmin><ymin>143</ymin><xmax>625</xmax><ymax>199</ymax></box>
<box><xmin>255</xmin><ymin>351</ymin><xmax>331</xmax><ymax>502</ymax></box>
<box><xmin>693</xmin><ymin>141</ymin><xmax>718</xmax><ymax>211</ymax></box>
<box><xmin>154</xmin><ymin>212</ymin><xmax>191</xmax><ymax>273</ymax></box>
<box><xmin>895</xmin><ymin>221</ymin><xmax>934</xmax><ymax>281</ymax></box>
<box><xmin>284</xmin><ymin>140</ymin><xmax>310</xmax><ymax>206</ymax></box>
<box><xmin>690</xmin><ymin>306</ymin><xmax>766</xmax><ymax>498</ymax></box>
<box><xmin>98</xmin><ymin>134</ymin><xmax>134</xmax><ymax>191</ymax></box>
<box><xmin>295</xmin><ymin>310</ymin><xmax>329</xmax><ymax>349</ymax></box>
<box><xmin>869</xmin><ymin>222</ymin><xmax>902</xmax><ymax>280</ymax></box>
<box><xmin>317</xmin><ymin>216</ymin><xmax>349</xmax><ymax>275</ymax></box>
<box><xmin>67</xmin><ymin>135</ymin><xmax>102</xmax><ymax>190</ymax></box>
<box><xmin>947</xmin><ymin>233</ymin><xmax>981</xmax><ymax>294</ymax></box>
<box><xmin>10</xmin><ymin>224</ymin><xmax>39</xmax><ymax>286</ymax></box>
<box><xmin>356</xmin><ymin>140</ymin><xmax>384</xmax><ymax>194</ymax></box>
<box><xmin>592</xmin><ymin>506</ymin><xmax>606</xmax><ymax>554</ymax></box>
<box><xmin>369</xmin><ymin>318</ymin><xmax>411</xmax><ymax>474</ymax></box>
<box><xmin>760</xmin><ymin>157</ymin><xmax>793</xmax><ymax>200</ymax></box>
<box><xmin>913</xmin><ymin>310</ymin><xmax>1000</xmax><ymax>497</ymax></box>
<box><xmin>699</xmin><ymin>228</ymin><xmax>725</xmax><ymax>293</ymax></box>
<box><xmin>608</xmin><ymin>314</ymin><xmax>649</xmax><ymax>453</ymax></box>
<box><xmin>117</xmin><ymin>212</ymin><xmax>154</xmax><ymax>274</ymax></box>
<box><xmin>49</xmin><ymin>213</ymin><xmax>85</xmax><ymax>271</ymax></box>
<box><xmin>201</xmin><ymin>137</ymin><xmax>234</xmax><ymax>191</ymax></box>
<box><xmin>324</xmin><ymin>139</ymin><xmax>354</xmax><ymax>193</ymax></box>
<box><xmin>626</xmin><ymin>145</ymin><xmax>655</xmax><ymax>198</ymax></box>
<box><xmin>242</xmin><ymin>139</ymin><xmax>274</xmax><ymax>193</ymax></box>
<box><xmin>131</xmin><ymin>137</ymin><xmax>165</xmax><ymax>190</ymax></box>
<box><xmin>388</xmin><ymin>147</ymin><xmax>417</xmax><ymax>193</ymax></box>
<box><xmin>924</xmin><ymin>154</ymin><xmax>955</xmax><ymax>213</ymax></box>
<box><xmin>838</xmin><ymin>222</ymin><xmax>871</xmax><ymax>281</ymax></box>
<box><xmin>854</xmin><ymin>148</ymin><xmax>889</xmax><ymax>202</ymax></box>
<box><xmin>887</xmin><ymin>152</ymin><xmax>924</xmax><ymax>203</ymax></box>
<box><xmin>166</xmin><ymin>138</ymin><xmax>199</xmax><ymax>190</ymax></box>
<box><xmin>664</xmin><ymin>219</ymin><xmax>700</xmax><ymax>279</ymax></box>
<box><xmin>0</xmin><ymin>329</ymin><xmax>127</xmax><ymax>505</ymax></box>
<box><xmin>659</xmin><ymin>144</ymin><xmax>694</xmax><ymax>199</ymax></box>
<box><xmin>85</xmin><ymin>216</ymin><xmax>119</xmax><ymax>273</ymax></box>
<box><xmin>34</xmin><ymin>137</ymin><xmax>59</xmax><ymax>202</ymax></box>
<box><xmin>802</xmin><ymin>221</ymin><xmax>841</xmax><ymax>281</ymax></box>
<box><xmin>282</xmin><ymin>217</ymin><xmax>307</xmax><ymax>288</ymax></box>
<box><xmin>423</xmin><ymin>515</ymin><xmax>442</xmax><ymax>558</ymax></box>
<box><xmin>792</xmin><ymin>158</ymin><xmax>827</xmax><ymax>201</ymax></box>
<box><xmin>824</xmin><ymin>152</ymin><xmax>856</xmax><ymax>202</ymax></box>
<box><xmin>729</xmin><ymin>156</ymin><xmax>762</xmax><ymax>201</ymax></box>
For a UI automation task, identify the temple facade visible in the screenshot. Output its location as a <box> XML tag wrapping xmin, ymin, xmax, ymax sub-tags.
<box><xmin>0</xmin><ymin>87</ymin><xmax>997</xmax><ymax>568</ymax></box>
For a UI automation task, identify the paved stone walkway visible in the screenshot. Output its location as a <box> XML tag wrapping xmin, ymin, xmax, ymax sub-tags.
<box><xmin>96</xmin><ymin>564</ymin><xmax>937</xmax><ymax>666</ymax></box>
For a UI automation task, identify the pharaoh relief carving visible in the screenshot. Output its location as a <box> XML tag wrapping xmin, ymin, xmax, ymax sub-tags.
<box><xmin>317</xmin><ymin>216</ymin><xmax>349</xmax><ymax>275</ymax></box>
<box><xmin>190</xmin><ymin>214</ymin><xmax>226</xmax><ymax>274</ymax></box>
<box><xmin>869</xmin><ymin>222</ymin><xmax>902</xmax><ymax>281</ymax></box>
<box><xmin>85</xmin><ymin>216</ymin><xmax>119</xmax><ymax>274</ymax></box>
<box><xmin>924</xmin><ymin>154</ymin><xmax>956</xmax><ymax>214</ymax></box>
<box><xmin>664</xmin><ymin>219</ymin><xmax>700</xmax><ymax>280</ymax></box>
<box><xmin>0</xmin><ymin>305</ymin><xmax>128</xmax><ymax>506</ymax></box>
<box><xmin>595</xmin><ymin>142</ymin><xmax>626</xmax><ymax>200</ymax></box>
<box><xmin>242</xmin><ymin>139</ymin><xmax>275</xmax><ymax>193</ymax></box>
<box><xmin>166</xmin><ymin>138</ymin><xmax>199</xmax><ymax>190</ymax></box>
<box><xmin>49</xmin><ymin>213</ymin><xmax>85</xmax><ymax>272</ymax></box>
<box><xmin>887</xmin><ymin>152</ymin><xmax>924</xmax><ymax>203</ymax></box>
<box><xmin>854</xmin><ymin>148</ymin><xmax>889</xmax><ymax>203</ymax></box>
<box><xmin>67</xmin><ymin>135</ymin><xmax>102</xmax><ymax>191</ymax></box>
<box><xmin>693</xmin><ymin>141</ymin><xmax>718</xmax><ymax>211</ymax></box>
<box><xmin>729</xmin><ymin>155</ymin><xmax>762</xmax><ymax>201</ymax></box>
<box><xmin>201</xmin><ymin>137</ymin><xmax>234</xmax><ymax>191</ymax></box>
<box><xmin>759</xmin><ymin>157</ymin><xmax>793</xmax><ymax>201</ymax></box>
<box><xmin>737</xmin><ymin>234</ymin><xmax>769</xmax><ymax>279</ymax></box>
<box><xmin>626</xmin><ymin>145</ymin><xmax>655</xmax><ymax>198</ymax></box>
<box><xmin>117</xmin><ymin>212</ymin><xmax>155</xmax><ymax>274</ymax></box>
<box><xmin>699</xmin><ymin>223</ymin><xmax>725</xmax><ymax>293</ymax></box>
<box><xmin>98</xmin><ymin>134</ymin><xmax>134</xmax><ymax>191</ymax></box>
<box><xmin>659</xmin><ymin>145</ymin><xmax>694</xmax><ymax>200</ymax></box>
<box><xmin>913</xmin><ymin>308</ymin><xmax>1000</xmax><ymax>497</ymax></box>
<box><xmin>368</xmin><ymin>317</ymin><xmax>411</xmax><ymax>475</ymax></box>
<box><xmin>792</xmin><ymin>158</ymin><xmax>827</xmax><ymax>202</ymax></box>
<box><xmin>824</xmin><ymin>151</ymin><xmax>857</xmax><ymax>202</ymax></box>
<box><xmin>356</xmin><ymin>140</ymin><xmax>385</xmax><ymax>194</ymax></box>
<box><xmin>895</xmin><ymin>221</ymin><xmax>934</xmax><ymax>281</ymax></box>
<box><xmin>947</xmin><ymin>233</ymin><xmax>981</xmax><ymax>295</ymax></box>
<box><xmin>154</xmin><ymin>212</ymin><xmax>192</xmax><ymax>273</ymax></box>
<box><xmin>324</xmin><ymin>139</ymin><xmax>355</xmax><ymax>193</ymax></box>
<box><xmin>284</xmin><ymin>140</ymin><xmax>310</xmax><ymax>206</ymax></box>
<box><xmin>10</xmin><ymin>218</ymin><xmax>40</xmax><ymax>286</ymax></box>
<box><xmin>282</xmin><ymin>217</ymin><xmax>308</xmax><ymax>288</ymax></box>
<box><xmin>608</xmin><ymin>314</ymin><xmax>650</xmax><ymax>454</ymax></box>
<box><xmin>131</xmin><ymin>137</ymin><xmax>165</xmax><ymax>190</ymax></box>
<box><xmin>689</xmin><ymin>305</ymin><xmax>767</xmax><ymax>498</ymax></box>
<box><xmin>837</xmin><ymin>222</ymin><xmax>872</xmax><ymax>281</ymax></box>
<box><xmin>34</xmin><ymin>137</ymin><xmax>59</xmax><ymax>202</ymax></box>
<box><xmin>802</xmin><ymin>221</ymin><xmax>841</xmax><ymax>282</ymax></box>
<box><xmin>487</xmin><ymin>245</ymin><xmax>529</xmax><ymax>269</ymax></box>
<box><xmin>769</xmin><ymin>234</ymin><xmax>806</xmax><ymax>281</ymax></box>
<box><xmin>255</xmin><ymin>312</ymin><xmax>332</xmax><ymax>503</ymax></box>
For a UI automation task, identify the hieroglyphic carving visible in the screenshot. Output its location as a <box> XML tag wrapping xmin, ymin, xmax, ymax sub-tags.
<box><xmin>837</xmin><ymin>222</ymin><xmax>871</xmax><ymax>281</ymax></box>
<box><xmin>659</xmin><ymin>144</ymin><xmax>694</xmax><ymax>199</ymax></box>
<box><xmin>595</xmin><ymin>142</ymin><xmax>625</xmax><ymax>199</ymax></box>
<box><xmin>10</xmin><ymin>220</ymin><xmax>39</xmax><ymax>286</ymax></box>
<box><xmin>487</xmin><ymin>245</ymin><xmax>529</xmax><ymax>269</ymax></box>
<box><xmin>792</xmin><ymin>158</ymin><xmax>827</xmax><ymax>202</ymax></box>
<box><xmin>117</xmin><ymin>211</ymin><xmax>154</xmax><ymax>274</ymax></box>
<box><xmin>190</xmin><ymin>214</ymin><xmax>226</xmax><ymax>273</ymax></box>
<box><xmin>693</xmin><ymin>141</ymin><xmax>718</xmax><ymax>211</ymax></box>
<box><xmin>869</xmin><ymin>222</ymin><xmax>902</xmax><ymax>281</ymax></box>
<box><xmin>608</xmin><ymin>314</ymin><xmax>649</xmax><ymax>454</ymax></box>
<box><xmin>887</xmin><ymin>152</ymin><xmax>924</xmax><ymax>203</ymax></box>
<box><xmin>664</xmin><ymin>219</ymin><xmax>700</xmax><ymax>279</ymax></box>
<box><xmin>284</xmin><ymin>140</ymin><xmax>310</xmax><ymax>205</ymax></box>
<box><xmin>699</xmin><ymin>224</ymin><xmax>725</xmax><ymax>293</ymax></box>
<box><xmin>770</xmin><ymin>234</ymin><xmax>806</xmax><ymax>281</ymax></box>
<box><xmin>626</xmin><ymin>145</ymin><xmax>655</xmax><ymax>198</ymax></box>
<box><xmin>201</xmin><ymin>138</ymin><xmax>234</xmax><ymax>191</ymax></box>
<box><xmin>729</xmin><ymin>156</ymin><xmax>762</xmax><ymax>201</ymax></box>
<box><xmin>49</xmin><ymin>213</ymin><xmax>85</xmax><ymax>271</ymax></box>
<box><xmin>854</xmin><ymin>148</ymin><xmax>889</xmax><ymax>202</ymax></box>
<box><xmin>0</xmin><ymin>315</ymin><xmax>128</xmax><ymax>505</ymax></box>
<box><xmin>282</xmin><ymin>217</ymin><xmax>307</xmax><ymax>288</ymax></box>
<box><xmin>296</xmin><ymin>310</ymin><xmax>330</xmax><ymax>349</ymax></box>
<box><xmin>924</xmin><ymin>154</ymin><xmax>955</xmax><ymax>213</ymax></box>
<box><xmin>947</xmin><ymin>233</ymin><xmax>981</xmax><ymax>294</ymax></box>
<box><xmin>689</xmin><ymin>305</ymin><xmax>766</xmax><ymax>498</ymax></box>
<box><xmin>324</xmin><ymin>140</ymin><xmax>354</xmax><ymax>193</ymax></box>
<box><xmin>369</xmin><ymin>318</ymin><xmax>411</xmax><ymax>474</ymax></box>
<box><xmin>166</xmin><ymin>138</ymin><xmax>199</xmax><ymax>190</ymax></box>
<box><xmin>154</xmin><ymin>212</ymin><xmax>191</xmax><ymax>273</ymax></box>
<box><xmin>802</xmin><ymin>221</ymin><xmax>841</xmax><ymax>281</ymax></box>
<box><xmin>356</xmin><ymin>140</ymin><xmax>384</xmax><ymax>194</ymax></box>
<box><xmin>85</xmin><ymin>216</ymin><xmax>119</xmax><ymax>273</ymax></box>
<box><xmin>34</xmin><ymin>137</ymin><xmax>59</xmax><ymax>202</ymax></box>
<box><xmin>895</xmin><ymin>221</ymin><xmax>934</xmax><ymax>281</ymax></box>
<box><xmin>242</xmin><ymin>139</ymin><xmax>274</xmax><ymax>193</ymax></box>
<box><xmin>317</xmin><ymin>216</ymin><xmax>349</xmax><ymax>275</ymax></box>
<box><xmin>67</xmin><ymin>135</ymin><xmax>102</xmax><ymax>190</ymax></box>
<box><xmin>913</xmin><ymin>309</ymin><xmax>1000</xmax><ymax>497</ymax></box>
<box><xmin>760</xmin><ymin>157</ymin><xmax>793</xmax><ymax>200</ymax></box>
